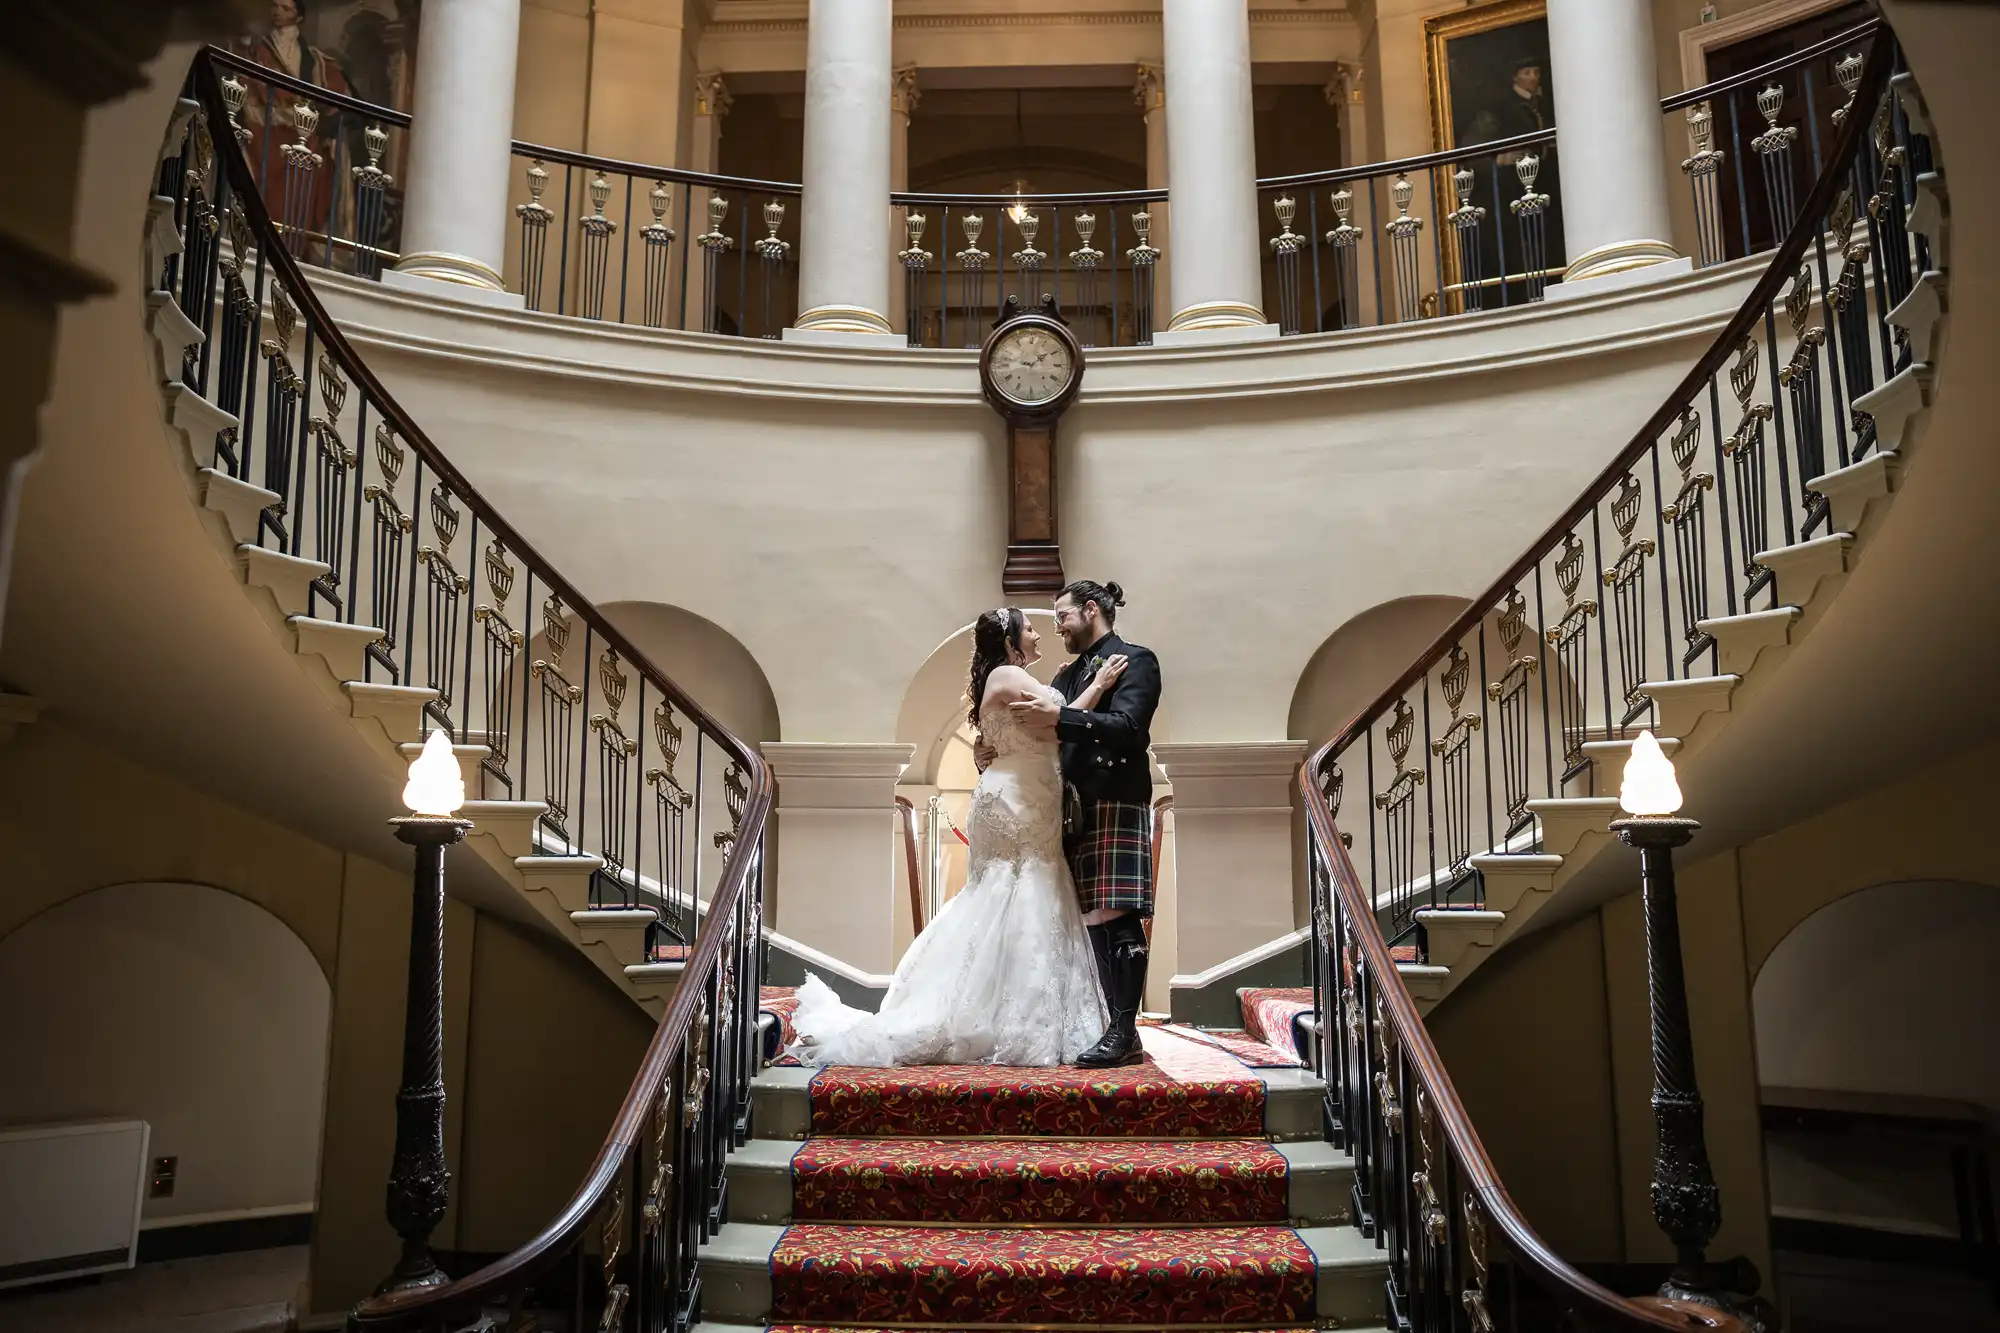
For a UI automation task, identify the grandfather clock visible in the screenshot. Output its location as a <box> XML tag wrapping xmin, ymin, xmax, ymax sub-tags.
<box><xmin>979</xmin><ymin>295</ymin><xmax>1084</xmax><ymax>597</ymax></box>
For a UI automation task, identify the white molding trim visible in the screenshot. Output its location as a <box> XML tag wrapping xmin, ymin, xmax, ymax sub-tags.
<box><xmin>761</xmin><ymin>741</ymin><xmax>916</xmax><ymax>780</ymax></box>
<box><xmin>765</xmin><ymin>927</ymin><xmax>893</xmax><ymax>989</ymax></box>
<box><xmin>1168</xmin><ymin>925</ymin><xmax>1310</xmax><ymax>990</ymax></box>
<box><xmin>138</xmin><ymin>1202</ymin><xmax>316</xmax><ymax>1230</ymax></box>
<box><xmin>1677</xmin><ymin>0</ymin><xmax>1858</xmax><ymax>92</ymax></box>
<box><xmin>310</xmin><ymin>252</ymin><xmax>1763</xmax><ymax>409</ymax></box>
<box><xmin>1153</xmin><ymin>740</ymin><xmax>1310</xmax><ymax>781</ymax></box>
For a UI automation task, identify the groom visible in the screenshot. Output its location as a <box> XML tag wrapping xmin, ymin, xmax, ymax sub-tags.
<box><xmin>1008</xmin><ymin>579</ymin><xmax>1163</xmax><ymax>1067</ymax></box>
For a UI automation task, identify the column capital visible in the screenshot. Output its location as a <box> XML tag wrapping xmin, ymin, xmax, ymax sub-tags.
<box><xmin>1325</xmin><ymin>61</ymin><xmax>1364</xmax><ymax>107</ymax></box>
<box><xmin>695</xmin><ymin>70</ymin><xmax>733</xmax><ymax>119</ymax></box>
<box><xmin>762</xmin><ymin>741</ymin><xmax>914</xmax><ymax>806</ymax></box>
<box><xmin>892</xmin><ymin>64</ymin><xmax>921</xmax><ymax>117</ymax></box>
<box><xmin>1134</xmin><ymin>61</ymin><xmax>1165</xmax><ymax>113</ymax></box>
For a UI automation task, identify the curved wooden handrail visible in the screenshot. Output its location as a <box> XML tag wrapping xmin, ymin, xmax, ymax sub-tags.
<box><xmin>206</xmin><ymin>45</ymin><xmax>416</xmax><ymax>126</ymax></box>
<box><xmin>1659</xmin><ymin>18</ymin><xmax>1880</xmax><ymax>112</ymax></box>
<box><xmin>1292</xmin><ymin>32</ymin><xmax>1893</xmax><ymax>1330</ymax></box>
<box><xmin>508</xmin><ymin>138</ymin><xmax>807</xmax><ymax>197</ymax></box>
<box><xmin>185</xmin><ymin>53</ymin><xmax>776</xmax><ymax>1329</ymax></box>
<box><xmin>1307</xmin><ymin>33</ymin><xmax>1892</xmax><ymax>771</ymax></box>
<box><xmin>894</xmin><ymin>795</ymin><xmax>926</xmax><ymax>935</ymax></box>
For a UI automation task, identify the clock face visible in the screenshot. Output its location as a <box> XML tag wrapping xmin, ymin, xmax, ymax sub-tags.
<box><xmin>989</xmin><ymin>325</ymin><xmax>1075</xmax><ymax>407</ymax></box>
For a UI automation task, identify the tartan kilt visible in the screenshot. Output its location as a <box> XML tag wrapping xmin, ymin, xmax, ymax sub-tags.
<box><xmin>1068</xmin><ymin>799</ymin><xmax>1154</xmax><ymax>915</ymax></box>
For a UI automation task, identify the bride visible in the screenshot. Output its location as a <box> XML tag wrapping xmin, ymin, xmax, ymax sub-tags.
<box><xmin>787</xmin><ymin>607</ymin><xmax>1128</xmax><ymax>1067</ymax></box>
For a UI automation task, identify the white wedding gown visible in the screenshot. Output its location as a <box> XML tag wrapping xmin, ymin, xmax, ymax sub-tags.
<box><xmin>787</xmin><ymin>683</ymin><xmax>1108</xmax><ymax>1067</ymax></box>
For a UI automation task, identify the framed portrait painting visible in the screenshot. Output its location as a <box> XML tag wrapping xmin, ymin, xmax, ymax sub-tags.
<box><xmin>1424</xmin><ymin>0</ymin><xmax>1566</xmax><ymax>303</ymax></box>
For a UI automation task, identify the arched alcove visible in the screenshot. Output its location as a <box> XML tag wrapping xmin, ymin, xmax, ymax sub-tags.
<box><xmin>1288</xmin><ymin>595</ymin><xmax>1472</xmax><ymax>745</ymax></box>
<box><xmin>0</xmin><ymin>882</ymin><xmax>333</xmax><ymax>1228</ymax></box>
<box><xmin>598</xmin><ymin>601</ymin><xmax>781</xmax><ymax>745</ymax></box>
<box><xmin>1751</xmin><ymin>878</ymin><xmax>2000</xmax><ymax>1320</ymax></box>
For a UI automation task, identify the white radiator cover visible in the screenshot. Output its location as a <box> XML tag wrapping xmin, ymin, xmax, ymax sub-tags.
<box><xmin>0</xmin><ymin>1120</ymin><xmax>150</xmax><ymax>1289</ymax></box>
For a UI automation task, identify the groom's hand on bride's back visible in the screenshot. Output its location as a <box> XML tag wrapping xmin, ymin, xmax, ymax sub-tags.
<box><xmin>973</xmin><ymin>737</ymin><xmax>997</xmax><ymax>772</ymax></box>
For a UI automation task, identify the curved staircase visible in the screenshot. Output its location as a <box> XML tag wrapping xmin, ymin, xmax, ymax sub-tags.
<box><xmin>1326</xmin><ymin>66</ymin><xmax>1956</xmax><ymax>1019</ymax></box>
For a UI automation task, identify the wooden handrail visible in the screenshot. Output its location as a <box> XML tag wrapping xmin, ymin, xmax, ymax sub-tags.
<box><xmin>185</xmin><ymin>53</ymin><xmax>776</xmax><ymax>1330</ymax></box>
<box><xmin>894</xmin><ymin>795</ymin><xmax>925</xmax><ymax>935</ymax></box>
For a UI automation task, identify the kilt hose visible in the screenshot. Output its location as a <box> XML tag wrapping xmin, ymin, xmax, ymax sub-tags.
<box><xmin>1067</xmin><ymin>799</ymin><xmax>1154</xmax><ymax>915</ymax></box>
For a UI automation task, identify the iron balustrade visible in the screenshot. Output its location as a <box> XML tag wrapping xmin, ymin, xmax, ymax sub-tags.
<box><xmin>888</xmin><ymin>189</ymin><xmax>1170</xmax><ymax>348</ymax></box>
<box><xmin>170</xmin><ymin>51</ymin><xmax>774</xmax><ymax>1331</ymax></box>
<box><xmin>1298</xmin><ymin>37</ymin><xmax>1927</xmax><ymax>1331</ymax></box>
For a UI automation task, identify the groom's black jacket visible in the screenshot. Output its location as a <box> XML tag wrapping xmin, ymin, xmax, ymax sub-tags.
<box><xmin>1050</xmin><ymin>632</ymin><xmax>1163</xmax><ymax>807</ymax></box>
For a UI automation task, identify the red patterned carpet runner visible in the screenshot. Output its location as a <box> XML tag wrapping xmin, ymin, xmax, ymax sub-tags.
<box><xmin>792</xmin><ymin>1137</ymin><xmax>1289</xmax><ymax>1225</ymax></box>
<box><xmin>754</xmin><ymin>984</ymin><xmax>1332</xmax><ymax>1328</ymax></box>
<box><xmin>771</xmin><ymin>1224</ymin><xmax>1316</xmax><ymax>1326</ymax></box>
<box><xmin>1239</xmin><ymin>987</ymin><xmax>1314</xmax><ymax>1064</ymax></box>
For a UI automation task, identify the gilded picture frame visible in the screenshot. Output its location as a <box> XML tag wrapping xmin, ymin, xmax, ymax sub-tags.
<box><xmin>1423</xmin><ymin>0</ymin><xmax>1561</xmax><ymax>306</ymax></box>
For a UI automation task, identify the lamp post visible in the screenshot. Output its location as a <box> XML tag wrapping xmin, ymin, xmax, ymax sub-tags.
<box><xmin>376</xmin><ymin>729</ymin><xmax>473</xmax><ymax>1295</ymax></box>
<box><xmin>1610</xmin><ymin>732</ymin><xmax>1766</xmax><ymax>1332</ymax></box>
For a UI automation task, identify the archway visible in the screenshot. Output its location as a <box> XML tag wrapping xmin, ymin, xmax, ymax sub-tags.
<box><xmin>1750</xmin><ymin>879</ymin><xmax>2000</xmax><ymax>1330</ymax></box>
<box><xmin>0</xmin><ymin>882</ymin><xmax>332</xmax><ymax>1242</ymax></box>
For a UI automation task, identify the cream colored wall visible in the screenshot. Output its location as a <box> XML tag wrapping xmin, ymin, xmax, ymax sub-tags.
<box><xmin>0</xmin><ymin>882</ymin><xmax>331</xmax><ymax>1227</ymax></box>
<box><xmin>0</xmin><ymin>719</ymin><xmax>657</xmax><ymax>1318</ymax></box>
<box><xmin>318</xmin><ymin>255</ymin><xmax>1756</xmax><ymax>753</ymax></box>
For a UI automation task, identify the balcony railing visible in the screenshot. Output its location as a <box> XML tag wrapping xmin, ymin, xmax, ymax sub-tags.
<box><xmin>171</xmin><ymin>50</ymin><xmax>776</xmax><ymax>1329</ymax></box>
<box><xmin>1299</xmin><ymin>34</ymin><xmax>1928</xmax><ymax>1329</ymax></box>
<box><xmin>204</xmin><ymin>20</ymin><xmax>1876</xmax><ymax>349</ymax></box>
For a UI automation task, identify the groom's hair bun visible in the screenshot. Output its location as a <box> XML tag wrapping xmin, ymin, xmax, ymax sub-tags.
<box><xmin>1061</xmin><ymin>579</ymin><xmax>1124</xmax><ymax>626</ymax></box>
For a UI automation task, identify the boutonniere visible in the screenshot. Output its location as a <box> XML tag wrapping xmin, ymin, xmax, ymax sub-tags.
<box><xmin>1088</xmin><ymin>654</ymin><xmax>1105</xmax><ymax>676</ymax></box>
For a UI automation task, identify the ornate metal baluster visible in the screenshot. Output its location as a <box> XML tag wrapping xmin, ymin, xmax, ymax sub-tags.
<box><xmin>1428</xmin><ymin>647</ymin><xmax>1480</xmax><ymax>882</ymax></box>
<box><xmin>1485</xmin><ymin>590</ymin><xmax>1540</xmax><ymax>835</ymax></box>
<box><xmin>577</xmin><ymin>172</ymin><xmax>618</xmax><ymax>321</ymax></box>
<box><xmin>754</xmin><ymin>201</ymin><xmax>791</xmax><ymax>339</ymax></box>
<box><xmin>1751</xmin><ymin>82</ymin><xmax>1800</xmax><ymax>239</ymax></box>
<box><xmin>211</xmin><ymin>202</ymin><xmax>258</xmax><ymax>473</ymax></box>
<box><xmin>1319</xmin><ymin>761</ymin><xmax>1353</xmax><ymax>850</ymax></box>
<box><xmin>899</xmin><ymin>211</ymin><xmax>932</xmax><ymax>347</ymax></box>
<box><xmin>1126</xmin><ymin>209</ymin><xmax>1160</xmax><ymax>346</ymax></box>
<box><xmin>1446</xmin><ymin>165</ymin><xmax>1487</xmax><ymax>313</ymax></box>
<box><xmin>363</xmin><ymin>422</ymin><xmax>413</xmax><ymax>679</ymax></box>
<box><xmin>472</xmin><ymin>539</ymin><xmax>521</xmax><ymax>792</ymax></box>
<box><xmin>1067</xmin><ymin>212</ymin><xmax>1103</xmax><ymax>347</ymax></box>
<box><xmin>1372</xmin><ymin>994</ymin><xmax>1410</xmax><ymax>1317</ymax></box>
<box><xmin>1720</xmin><ymin>336</ymin><xmax>1777</xmax><ymax>602</ymax></box>
<box><xmin>638</xmin><ymin>180</ymin><xmax>677</xmax><ymax>328</ymax></box>
<box><xmin>177</xmin><ymin>108</ymin><xmax>221</xmax><ymax>386</ymax></box>
<box><xmin>1777</xmin><ymin>264</ymin><xmax>1832</xmax><ymax>537</ymax></box>
<box><xmin>306</xmin><ymin>350</ymin><xmax>356</xmax><ymax>611</ymax></box>
<box><xmin>1683</xmin><ymin>104</ymin><xmax>1727</xmax><ymax>269</ymax></box>
<box><xmin>533</xmin><ymin>595</ymin><xmax>584</xmax><ymax>842</ymax></box>
<box><xmin>279</xmin><ymin>99</ymin><xmax>323</xmax><ymax>254</ymax></box>
<box><xmin>955</xmin><ymin>213</ymin><xmax>988</xmax><ymax>347</ymax></box>
<box><xmin>1269</xmin><ymin>195</ymin><xmax>1304</xmax><ymax>335</ymax></box>
<box><xmin>598</xmin><ymin>1176</ymin><xmax>629</xmax><ymax>1333</ymax></box>
<box><xmin>695</xmin><ymin>194</ymin><xmax>734</xmax><ymax>335</ymax></box>
<box><xmin>416</xmin><ymin>484</ymin><xmax>471</xmax><ymax>735</ymax></box>
<box><xmin>1324</xmin><ymin>185</ymin><xmax>1363</xmax><ymax>330</ymax></box>
<box><xmin>714</xmin><ymin>762</ymin><xmax>748</xmax><ymax>852</ymax></box>
<box><xmin>1509</xmin><ymin>153</ymin><xmax>1551</xmax><ymax>302</ymax></box>
<box><xmin>351</xmin><ymin>124</ymin><xmax>394</xmax><ymax>278</ymax></box>
<box><xmin>1461</xmin><ymin>1193</ymin><xmax>1496</xmax><ymax>1333</ymax></box>
<box><xmin>1659</xmin><ymin>407</ymin><xmax>1718</xmax><ymax>667</ymax></box>
<box><xmin>1373</xmin><ymin>699</ymin><xmax>1426</xmax><ymax>934</ymax></box>
<box><xmin>258</xmin><ymin>279</ymin><xmax>303</xmax><ymax>544</ymax></box>
<box><xmin>1545</xmin><ymin>532</ymin><xmax>1599</xmax><ymax>782</ymax></box>
<box><xmin>1384</xmin><ymin>173</ymin><xmax>1425</xmax><ymax>322</ymax></box>
<box><xmin>1601</xmin><ymin>474</ymin><xmax>1658</xmax><ymax>727</ymax></box>
<box><xmin>589</xmin><ymin>649</ymin><xmax>640</xmax><ymax>897</ymax></box>
<box><xmin>647</xmin><ymin>702</ymin><xmax>694</xmax><ymax>945</ymax></box>
<box><xmin>1010</xmin><ymin>209</ymin><xmax>1045</xmax><ymax>305</ymax></box>
<box><xmin>516</xmin><ymin>159</ymin><xmax>554</xmax><ymax>311</ymax></box>
<box><xmin>1411</xmin><ymin>1086</ymin><xmax>1451</xmax><ymax>1327</ymax></box>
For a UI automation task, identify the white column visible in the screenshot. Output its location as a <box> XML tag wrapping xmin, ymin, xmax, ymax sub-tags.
<box><xmin>762</xmin><ymin>743</ymin><xmax>914</xmax><ymax>975</ymax></box>
<box><xmin>1152</xmin><ymin>742</ymin><xmax>1307</xmax><ymax>976</ymax></box>
<box><xmin>1157</xmin><ymin>0</ymin><xmax>1274</xmax><ymax>343</ymax></box>
<box><xmin>1545</xmin><ymin>0</ymin><xmax>1683</xmax><ymax>288</ymax></box>
<box><xmin>785</xmin><ymin>0</ymin><xmax>899</xmax><ymax>346</ymax></box>
<box><xmin>1134</xmin><ymin>63</ymin><xmax>1172</xmax><ymax>334</ymax></box>
<box><xmin>385</xmin><ymin>0</ymin><xmax>526</xmax><ymax>308</ymax></box>
<box><xmin>888</xmin><ymin>66</ymin><xmax>919</xmax><ymax>339</ymax></box>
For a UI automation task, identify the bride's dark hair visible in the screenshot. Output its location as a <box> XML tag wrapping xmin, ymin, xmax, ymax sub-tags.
<box><xmin>967</xmin><ymin>607</ymin><xmax>1022</xmax><ymax>729</ymax></box>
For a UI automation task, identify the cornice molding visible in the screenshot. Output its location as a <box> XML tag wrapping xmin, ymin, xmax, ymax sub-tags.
<box><xmin>705</xmin><ymin>4</ymin><xmax>1352</xmax><ymax>38</ymax></box>
<box><xmin>308</xmin><ymin>254</ymin><xmax>1761</xmax><ymax>410</ymax></box>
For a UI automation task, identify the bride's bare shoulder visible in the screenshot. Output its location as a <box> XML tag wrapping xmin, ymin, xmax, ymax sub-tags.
<box><xmin>980</xmin><ymin>664</ymin><xmax>1040</xmax><ymax>711</ymax></box>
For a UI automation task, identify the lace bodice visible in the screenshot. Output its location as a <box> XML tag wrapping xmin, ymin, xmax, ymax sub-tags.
<box><xmin>968</xmin><ymin>683</ymin><xmax>1065</xmax><ymax>874</ymax></box>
